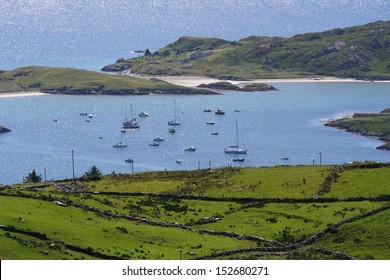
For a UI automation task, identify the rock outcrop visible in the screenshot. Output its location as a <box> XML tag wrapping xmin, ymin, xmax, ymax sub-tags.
<box><xmin>0</xmin><ymin>126</ymin><xmax>11</xmax><ymax>133</ymax></box>
<box><xmin>198</xmin><ymin>81</ymin><xmax>277</xmax><ymax>92</ymax></box>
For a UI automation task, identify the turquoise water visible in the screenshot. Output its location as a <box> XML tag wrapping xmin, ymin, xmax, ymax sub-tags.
<box><xmin>0</xmin><ymin>82</ymin><xmax>389</xmax><ymax>185</ymax></box>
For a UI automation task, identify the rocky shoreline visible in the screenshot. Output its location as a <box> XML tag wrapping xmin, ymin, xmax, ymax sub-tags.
<box><xmin>325</xmin><ymin>109</ymin><xmax>390</xmax><ymax>150</ymax></box>
<box><xmin>40</xmin><ymin>87</ymin><xmax>215</xmax><ymax>96</ymax></box>
<box><xmin>197</xmin><ymin>81</ymin><xmax>277</xmax><ymax>92</ymax></box>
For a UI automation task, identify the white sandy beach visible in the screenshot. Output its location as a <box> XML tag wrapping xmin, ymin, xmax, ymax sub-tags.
<box><xmin>143</xmin><ymin>75</ymin><xmax>383</xmax><ymax>88</ymax></box>
<box><xmin>0</xmin><ymin>91</ymin><xmax>47</xmax><ymax>98</ymax></box>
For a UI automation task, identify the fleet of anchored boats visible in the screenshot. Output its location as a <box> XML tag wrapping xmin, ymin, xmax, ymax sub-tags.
<box><xmin>81</xmin><ymin>103</ymin><xmax>258</xmax><ymax>164</ymax></box>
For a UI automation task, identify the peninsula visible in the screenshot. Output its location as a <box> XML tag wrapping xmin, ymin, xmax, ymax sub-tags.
<box><xmin>0</xmin><ymin>66</ymin><xmax>214</xmax><ymax>95</ymax></box>
<box><xmin>325</xmin><ymin>109</ymin><xmax>390</xmax><ymax>150</ymax></box>
<box><xmin>102</xmin><ymin>20</ymin><xmax>390</xmax><ymax>81</ymax></box>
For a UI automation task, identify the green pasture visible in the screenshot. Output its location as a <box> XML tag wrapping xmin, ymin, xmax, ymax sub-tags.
<box><xmin>316</xmin><ymin>209</ymin><xmax>390</xmax><ymax>259</ymax></box>
<box><xmin>0</xmin><ymin>195</ymin><xmax>256</xmax><ymax>260</ymax></box>
<box><xmin>323</xmin><ymin>167</ymin><xmax>390</xmax><ymax>198</ymax></box>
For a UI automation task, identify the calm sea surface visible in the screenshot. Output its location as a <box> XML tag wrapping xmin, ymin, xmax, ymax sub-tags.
<box><xmin>1</xmin><ymin>82</ymin><xmax>389</xmax><ymax>185</ymax></box>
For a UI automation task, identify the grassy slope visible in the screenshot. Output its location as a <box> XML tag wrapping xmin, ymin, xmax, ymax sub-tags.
<box><xmin>325</xmin><ymin>110</ymin><xmax>390</xmax><ymax>149</ymax></box>
<box><xmin>1</xmin><ymin>164</ymin><xmax>389</xmax><ymax>260</ymax></box>
<box><xmin>105</xmin><ymin>21</ymin><xmax>390</xmax><ymax>80</ymax></box>
<box><xmin>0</xmin><ymin>66</ymin><xmax>211</xmax><ymax>94</ymax></box>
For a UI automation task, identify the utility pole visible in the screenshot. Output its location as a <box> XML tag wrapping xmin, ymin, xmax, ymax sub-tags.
<box><xmin>319</xmin><ymin>151</ymin><xmax>322</xmax><ymax>166</ymax></box>
<box><xmin>71</xmin><ymin>149</ymin><xmax>75</xmax><ymax>182</ymax></box>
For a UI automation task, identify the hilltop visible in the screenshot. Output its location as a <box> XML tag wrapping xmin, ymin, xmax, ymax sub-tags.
<box><xmin>0</xmin><ymin>66</ymin><xmax>212</xmax><ymax>95</ymax></box>
<box><xmin>102</xmin><ymin>21</ymin><xmax>390</xmax><ymax>80</ymax></box>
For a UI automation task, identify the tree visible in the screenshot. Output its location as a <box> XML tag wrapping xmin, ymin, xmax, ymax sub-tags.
<box><xmin>144</xmin><ymin>49</ymin><xmax>152</xmax><ymax>56</ymax></box>
<box><xmin>83</xmin><ymin>165</ymin><xmax>103</xmax><ymax>181</ymax></box>
<box><xmin>24</xmin><ymin>169</ymin><xmax>42</xmax><ymax>183</ymax></box>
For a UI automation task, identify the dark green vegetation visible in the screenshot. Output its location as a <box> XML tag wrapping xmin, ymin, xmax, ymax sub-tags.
<box><xmin>0</xmin><ymin>66</ymin><xmax>212</xmax><ymax>95</ymax></box>
<box><xmin>103</xmin><ymin>21</ymin><xmax>390</xmax><ymax>80</ymax></box>
<box><xmin>325</xmin><ymin>108</ymin><xmax>390</xmax><ymax>150</ymax></box>
<box><xmin>1</xmin><ymin>162</ymin><xmax>389</xmax><ymax>260</ymax></box>
<box><xmin>197</xmin><ymin>82</ymin><xmax>277</xmax><ymax>92</ymax></box>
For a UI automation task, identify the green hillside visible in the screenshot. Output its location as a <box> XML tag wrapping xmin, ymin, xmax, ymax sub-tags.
<box><xmin>1</xmin><ymin>162</ymin><xmax>389</xmax><ymax>260</ymax></box>
<box><xmin>102</xmin><ymin>21</ymin><xmax>390</xmax><ymax>80</ymax></box>
<box><xmin>0</xmin><ymin>66</ymin><xmax>212</xmax><ymax>95</ymax></box>
<box><xmin>325</xmin><ymin>109</ymin><xmax>390</xmax><ymax>150</ymax></box>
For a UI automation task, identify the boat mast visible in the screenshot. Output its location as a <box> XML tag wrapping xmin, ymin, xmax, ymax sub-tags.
<box><xmin>174</xmin><ymin>99</ymin><xmax>177</xmax><ymax>123</ymax></box>
<box><xmin>235</xmin><ymin>119</ymin><xmax>239</xmax><ymax>147</ymax></box>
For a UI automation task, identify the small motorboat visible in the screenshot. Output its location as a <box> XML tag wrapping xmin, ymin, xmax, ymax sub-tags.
<box><xmin>233</xmin><ymin>158</ymin><xmax>245</xmax><ymax>162</ymax></box>
<box><xmin>153</xmin><ymin>137</ymin><xmax>164</xmax><ymax>142</ymax></box>
<box><xmin>215</xmin><ymin>109</ymin><xmax>225</xmax><ymax>115</ymax></box>
<box><xmin>138</xmin><ymin>111</ymin><xmax>149</xmax><ymax>117</ymax></box>
<box><xmin>211</xmin><ymin>132</ymin><xmax>219</xmax><ymax>135</ymax></box>
<box><xmin>281</xmin><ymin>157</ymin><xmax>289</xmax><ymax>160</ymax></box>
<box><xmin>184</xmin><ymin>146</ymin><xmax>196</xmax><ymax>152</ymax></box>
<box><xmin>176</xmin><ymin>159</ymin><xmax>182</xmax><ymax>164</ymax></box>
<box><xmin>149</xmin><ymin>142</ymin><xmax>159</xmax><ymax>147</ymax></box>
<box><xmin>203</xmin><ymin>109</ymin><xmax>212</xmax><ymax>112</ymax></box>
<box><xmin>168</xmin><ymin>128</ymin><xmax>176</xmax><ymax>133</ymax></box>
<box><xmin>206</xmin><ymin>121</ymin><xmax>215</xmax><ymax>125</ymax></box>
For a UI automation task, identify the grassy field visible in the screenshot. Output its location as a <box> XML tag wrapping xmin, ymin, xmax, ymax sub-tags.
<box><xmin>1</xmin><ymin>163</ymin><xmax>389</xmax><ymax>260</ymax></box>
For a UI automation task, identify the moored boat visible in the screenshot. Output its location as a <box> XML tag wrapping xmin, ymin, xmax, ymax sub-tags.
<box><xmin>215</xmin><ymin>109</ymin><xmax>225</xmax><ymax>115</ymax></box>
<box><xmin>224</xmin><ymin>120</ymin><xmax>247</xmax><ymax>154</ymax></box>
<box><xmin>153</xmin><ymin>136</ymin><xmax>164</xmax><ymax>142</ymax></box>
<box><xmin>149</xmin><ymin>142</ymin><xmax>159</xmax><ymax>147</ymax></box>
<box><xmin>184</xmin><ymin>146</ymin><xmax>196</xmax><ymax>152</ymax></box>
<box><xmin>138</xmin><ymin>111</ymin><xmax>149</xmax><ymax>117</ymax></box>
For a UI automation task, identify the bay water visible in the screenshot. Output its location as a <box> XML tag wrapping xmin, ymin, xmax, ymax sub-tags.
<box><xmin>0</xmin><ymin>81</ymin><xmax>389</xmax><ymax>185</ymax></box>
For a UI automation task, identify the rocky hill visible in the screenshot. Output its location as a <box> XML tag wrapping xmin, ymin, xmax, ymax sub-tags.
<box><xmin>102</xmin><ymin>21</ymin><xmax>390</xmax><ymax>80</ymax></box>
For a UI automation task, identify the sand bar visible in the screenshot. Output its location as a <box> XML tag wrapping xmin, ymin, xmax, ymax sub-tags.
<box><xmin>0</xmin><ymin>91</ymin><xmax>47</xmax><ymax>98</ymax></box>
<box><xmin>140</xmin><ymin>75</ymin><xmax>387</xmax><ymax>88</ymax></box>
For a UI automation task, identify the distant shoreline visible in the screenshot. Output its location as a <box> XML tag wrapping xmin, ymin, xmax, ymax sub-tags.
<box><xmin>0</xmin><ymin>76</ymin><xmax>389</xmax><ymax>97</ymax></box>
<box><xmin>134</xmin><ymin>75</ymin><xmax>390</xmax><ymax>88</ymax></box>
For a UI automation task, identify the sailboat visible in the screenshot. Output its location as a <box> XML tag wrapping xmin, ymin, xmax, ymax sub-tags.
<box><xmin>224</xmin><ymin>120</ymin><xmax>247</xmax><ymax>154</ymax></box>
<box><xmin>123</xmin><ymin>104</ymin><xmax>140</xmax><ymax>129</ymax></box>
<box><xmin>168</xmin><ymin>100</ymin><xmax>181</xmax><ymax>126</ymax></box>
<box><xmin>113</xmin><ymin>131</ymin><xmax>127</xmax><ymax>148</ymax></box>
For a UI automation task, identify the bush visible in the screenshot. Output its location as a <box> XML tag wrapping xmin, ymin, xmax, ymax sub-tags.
<box><xmin>83</xmin><ymin>165</ymin><xmax>103</xmax><ymax>181</ymax></box>
<box><xmin>24</xmin><ymin>169</ymin><xmax>42</xmax><ymax>183</ymax></box>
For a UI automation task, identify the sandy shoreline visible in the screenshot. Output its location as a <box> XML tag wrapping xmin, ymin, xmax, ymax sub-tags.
<box><xmin>0</xmin><ymin>91</ymin><xmax>47</xmax><ymax>98</ymax></box>
<box><xmin>0</xmin><ymin>76</ymin><xmax>388</xmax><ymax>97</ymax></box>
<box><xmin>142</xmin><ymin>75</ymin><xmax>388</xmax><ymax>87</ymax></box>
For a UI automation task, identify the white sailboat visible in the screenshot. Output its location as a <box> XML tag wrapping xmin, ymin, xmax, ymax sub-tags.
<box><xmin>168</xmin><ymin>100</ymin><xmax>181</xmax><ymax>126</ymax></box>
<box><xmin>224</xmin><ymin>120</ymin><xmax>247</xmax><ymax>154</ymax></box>
<box><xmin>113</xmin><ymin>132</ymin><xmax>127</xmax><ymax>148</ymax></box>
<box><xmin>123</xmin><ymin>104</ymin><xmax>140</xmax><ymax>129</ymax></box>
